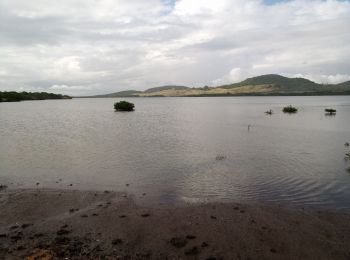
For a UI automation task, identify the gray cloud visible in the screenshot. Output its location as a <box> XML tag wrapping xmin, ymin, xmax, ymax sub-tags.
<box><xmin>0</xmin><ymin>0</ymin><xmax>350</xmax><ymax>95</ymax></box>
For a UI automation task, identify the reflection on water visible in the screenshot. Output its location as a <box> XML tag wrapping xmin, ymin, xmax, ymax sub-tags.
<box><xmin>1</xmin><ymin>96</ymin><xmax>350</xmax><ymax>208</ymax></box>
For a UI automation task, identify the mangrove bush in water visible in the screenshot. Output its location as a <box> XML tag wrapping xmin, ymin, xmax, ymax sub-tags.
<box><xmin>282</xmin><ymin>105</ymin><xmax>298</xmax><ymax>114</ymax></box>
<box><xmin>325</xmin><ymin>108</ymin><xmax>336</xmax><ymax>115</ymax></box>
<box><xmin>114</xmin><ymin>101</ymin><xmax>135</xmax><ymax>111</ymax></box>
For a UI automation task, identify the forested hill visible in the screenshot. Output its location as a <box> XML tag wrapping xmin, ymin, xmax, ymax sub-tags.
<box><xmin>0</xmin><ymin>91</ymin><xmax>71</xmax><ymax>102</ymax></box>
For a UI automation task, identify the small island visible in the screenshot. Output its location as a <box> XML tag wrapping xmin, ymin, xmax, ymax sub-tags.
<box><xmin>114</xmin><ymin>101</ymin><xmax>135</xmax><ymax>111</ymax></box>
<box><xmin>0</xmin><ymin>91</ymin><xmax>71</xmax><ymax>102</ymax></box>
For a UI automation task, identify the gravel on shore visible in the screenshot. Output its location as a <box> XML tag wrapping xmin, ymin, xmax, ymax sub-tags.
<box><xmin>0</xmin><ymin>188</ymin><xmax>350</xmax><ymax>259</ymax></box>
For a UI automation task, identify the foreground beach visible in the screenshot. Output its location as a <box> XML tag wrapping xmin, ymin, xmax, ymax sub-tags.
<box><xmin>0</xmin><ymin>189</ymin><xmax>349</xmax><ymax>259</ymax></box>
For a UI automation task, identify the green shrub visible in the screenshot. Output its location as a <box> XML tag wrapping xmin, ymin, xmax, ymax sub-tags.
<box><xmin>114</xmin><ymin>101</ymin><xmax>135</xmax><ymax>111</ymax></box>
<box><xmin>325</xmin><ymin>108</ymin><xmax>336</xmax><ymax>115</ymax></box>
<box><xmin>282</xmin><ymin>105</ymin><xmax>298</xmax><ymax>113</ymax></box>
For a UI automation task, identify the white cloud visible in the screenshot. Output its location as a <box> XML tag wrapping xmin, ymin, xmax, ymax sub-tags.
<box><xmin>0</xmin><ymin>0</ymin><xmax>350</xmax><ymax>95</ymax></box>
<box><xmin>50</xmin><ymin>84</ymin><xmax>92</xmax><ymax>90</ymax></box>
<box><xmin>294</xmin><ymin>73</ymin><xmax>350</xmax><ymax>84</ymax></box>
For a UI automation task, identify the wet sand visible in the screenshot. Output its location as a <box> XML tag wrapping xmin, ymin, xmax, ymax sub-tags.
<box><xmin>0</xmin><ymin>188</ymin><xmax>350</xmax><ymax>259</ymax></box>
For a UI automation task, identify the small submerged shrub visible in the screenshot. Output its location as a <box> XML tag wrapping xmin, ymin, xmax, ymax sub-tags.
<box><xmin>325</xmin><ymin>108</ymin><xmax>336</xmax><ymax>115</ymax></box>
<box><xmin>282</xmin><ymin>105</ymin><xmax>298</xmax><ymax>114</ymax></box>
<box><xmin>215</xmin><ymin>155</ymin><xmax>226</xmax><ymax>161</ymax></box>
<box><xmin>345</xmin><ymin>153</ymin><xmax>350</xmax><ymax>160</ymax></box>
<box><xmin>265</xmin><ymin>109</ymin><xmax>273</xmax><ymax>115</ymax></box>
<box><xmin>114</xmin><ymin>101</ymin><xmax>135</xmax><ymax>111</ymax></box>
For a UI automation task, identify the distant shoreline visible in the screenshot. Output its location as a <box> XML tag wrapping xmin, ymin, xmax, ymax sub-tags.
<box><xmin>1</xmin><ymin>188</ymin><xmax>349</xmax><ymax>259</ymax></box>
<box><xmin>76</xmin><ymin>92</ymin><xmax>350</xmax><ymax>98</ymax></box>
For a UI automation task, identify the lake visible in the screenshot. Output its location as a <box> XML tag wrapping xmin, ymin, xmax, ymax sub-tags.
<box><xmin>1</xmin><ymin>96</ymin><xmax>350</xmax><ymax>208</ymax></box>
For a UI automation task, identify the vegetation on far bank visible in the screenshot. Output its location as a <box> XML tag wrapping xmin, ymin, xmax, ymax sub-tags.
<box><xmin>0</xmin><ymin>91</ymin><xmax>71</xmax><ymax>102</ymax></box>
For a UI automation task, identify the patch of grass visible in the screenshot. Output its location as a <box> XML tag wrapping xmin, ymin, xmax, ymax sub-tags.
<box><xmin>282</xmin><ymin>105</ymin><xmax>298</xmax><ymax>114</ymax></box>
<box><xmin>114</xmin><ymin>101</ymin><xmax>135</xmax><ymax>111</ymax></box>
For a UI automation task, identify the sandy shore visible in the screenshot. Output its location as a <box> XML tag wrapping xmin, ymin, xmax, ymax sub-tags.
<box><xmin>0</xmin><ymin>188</ymin><xmax>350</xmax><ymax>259</ymax></box>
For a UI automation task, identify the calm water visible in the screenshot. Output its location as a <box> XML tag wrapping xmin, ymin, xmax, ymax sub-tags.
<box><xmin>1</xmin><ymin>96</ymin><xmax>350</xmax><ymax>208</ymax></box>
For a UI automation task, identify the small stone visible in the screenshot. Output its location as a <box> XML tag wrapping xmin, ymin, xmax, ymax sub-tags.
<box><xmin>210</xmin><ymin>216</ymin><xmax>217</xmax><ymax>220</ymax></box>
<box><xmin>21</xmin><ymin>223</ymin><xmax>31</xmax><ymax>229</ymax></box>
<box><xmin>170</xmin><ymin>237</ymin><xmax>187</xmax><ymax>248</ymax></box>
<box><xmin>201</xmin><ymin>242</ymin><xmax>209</xmax><ymax>248</ymax></box>
<box><xmin>9</xmin><ymin>225</ymin><xmax>19</xmax><ymax>230</ymax></box>
<box><xmin>57</xmin><ymin>229</ymin><xmax>71</xmax><ymax>236</ymax></box>
<box><xmin>55</xmin><ymin>236</ymin><xmax>71</xmax><ymax>244</ymax></box>
<box><xmin>186</xmin><ymin>235</ymin><xmax>196</xmax><ymax>240</ymax></box>
<box><xmin>0</xmin><ymin>185</ymin><xmax>8</xmax><ymax>190</ymax></box>
<box><xmin>119</xmin><ymin>215</ymin><xmax>127</xmax><ymax>218</ymax></box>
<box><xmin>112</xmin><ymin>239</ymin><xmax>123</xmax><ymax>245</ymax></box>
<box><xmin>80</xmin><ymin>214</ymin><xmax>88</xmax><ymax>218</ymax></box>
<box><xmin>185</xmin><ymin>246</ymin><xmax>199</xmax><ymax>256</ymax></box>
<box><xmin>270</xmin><ymin>248</ymin><xmax>277</xmax><ymax>253</ymax></box>
<box><xmin>141</xmin><ymin>213</ymin><xmax>150</xmax><ymax>218</ymax></box>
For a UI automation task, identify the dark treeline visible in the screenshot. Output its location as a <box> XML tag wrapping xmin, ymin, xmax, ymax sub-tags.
<box><xmin>0</xmin><ymin>91</ymin><xmax>71</xmax><ymax>102</ymax></box>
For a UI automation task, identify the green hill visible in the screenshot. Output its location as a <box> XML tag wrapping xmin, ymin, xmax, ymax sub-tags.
<box><xmin>220</xmin><ymin>74</ymin><xmax>320</xmax><ymax>92</ymax></box>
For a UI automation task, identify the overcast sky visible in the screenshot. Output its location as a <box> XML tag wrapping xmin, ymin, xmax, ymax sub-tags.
<box><xmin>0</xmin><ymin>0</ymin><xmax>350</xmax><ymax>95</ymax></box>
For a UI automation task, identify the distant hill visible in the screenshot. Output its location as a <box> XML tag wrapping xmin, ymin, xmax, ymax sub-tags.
<box><xmin>87</xmin><ymin>74</ymin><xmax>350</xmax><ymax>97</ymax></box>
<box><xmin>92</xmin><ymin>90</ymin><xmax>142</xmax><ymax>98</ymax></box>
<box><xmin>336</xmin><ymin>80</ymin><xmax>350</xmax><ymax>88</ymax></box>
<box><xmin>144</xmin><ymin>85</ymin><xmax>189</xmax><ymax>93</ymax></box>
<box><xmin>220</xmin><ymin>74</ymin><xmax>319</xmax><ymax>92</ymax></box>
<box><xmin>0</xmin><ymin>91</ymin><xmax>71</xmax><ymax>102</ymax></box>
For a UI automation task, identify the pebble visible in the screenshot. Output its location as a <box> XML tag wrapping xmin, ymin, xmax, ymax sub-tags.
<box><xmin>170</xmin><ymin>237</ymin><xmax>187</xmax><ymax>248</ymax></box>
